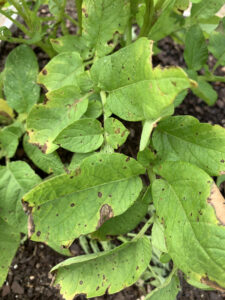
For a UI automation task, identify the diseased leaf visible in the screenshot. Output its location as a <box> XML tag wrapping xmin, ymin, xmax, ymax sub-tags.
<box><xmin>81</xmin><ymin>0</ymin><xmax>130</xmax><ymax>57</ymax></box>
<box><xmin>145</xmin><ymin>273</ymin><xmax>180</xmax><ymax>300</ymax></box>
<box><xmin>0</xmin><ymin>121</ymin><xmax>24</xmax><ymax>158</ymax></box>
<box><xmin>0</xmin><ymin>219</ymin><xmax>20</xmax><ymax>287</ymax></box>
<box><xmin>51</xmin><ymin>237</ymin><xmax>151</xmax><ymax>299</ymax></box>
<box><xmin>54</xmin><ymin>118</ymin><xmax>104</xmax><ymax>153</ymax></box>
<box><xmin>23</xmin><ymin>153</ymin><xmax>145</xmax><ymax>246</ymax></box>
<box><xmin>104</xmin><ymin>117</ymin><xmax>129</xmax><ymax>149</ymax></box>
<box><xmin>91</xmin><ymin>187</ymin><xmax>151</xmax><ymax>240</ymax></box>
<box><xmin>26</xmin><ymin>86</ymin><xmax>88</xmax><ymax>154</ymax></box>
<box><xmin>184</xmin><ymin>25</ymin><xmax>208</xmax><ymax>71</ymax></box>
<box><xmin>3</xmin><ymin>45</ymin><xmax>40</xmax><ymax>113</ymax></box>
<box><xmin>0</xmin><ymin>98</ymin><xmax>14</xmax><ymax>124</ymax></box>
<box><xmin>91</xmin><ymin>38</ymin><xmax>192</xmax><ymax>121</ymax></box>
<box><xmin>23</xmin><ymin>134</ymin><xmax>65</xmax><ymax>175</ymax></box>
<box><xmin>152</xmin><ymin>161</ymin><xmax>225</xmax><ymax>289</ymax></box>
<box><xmin>38</xmin><ymin>52</ymin><xmax>84</xmax><ymax>92</ymax></box>
<box><xmin>68</xmin><ymin>152</ymin><xmax>95</xmax><ymax>171</ymax></box>
<box><xmin>152</xmin><ymin>115</ymin><xmax>225</xmax><ymax>176</ymax></box>
<box><xmin>0</xmin><ymin>161</ymin><xmax>41</xmax><ymax>233</ymax></box>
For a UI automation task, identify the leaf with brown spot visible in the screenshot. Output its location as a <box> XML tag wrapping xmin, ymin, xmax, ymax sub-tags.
<box><xmin>152</xmin><ymin>161</ymin><xmax>225</xmax><ymax>290</ymax></box>
<box><xmin>23</xmin><ymin>153</ymin><xmax>145</xmax><ymax>246</ymax></box>
<box><xmin>104</xmin><ymin>117</ymin><xmax>129</xmax><ymax>149</ymax></box>
<box><xmin>51</xmin><ymin>237</ymin><xmax>151</xmax><ymax>299</ymax></box>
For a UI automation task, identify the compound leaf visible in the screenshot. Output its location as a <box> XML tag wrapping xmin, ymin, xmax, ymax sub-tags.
<box><xmin>26</xmin><ymin>86</ymin><xmax>88</xmax><ymax>154</ymax></box>
<box><xmin>152</xmin><ymin>115</ymin><xmax>225</xmax><ymax>176</ymax></box>
<box><xmin>0</xmin><ymin>219</ymin><xmax>20</xmax><ymax>287</ymax></box>
<box><xmin>54</xmin><ymin>118</ymin><xmax>104</xmax><ymax>153</ymax></box>
<box><xmin>23</xmin><ymin>153</ymin><xmax>145</xmax><ymax>246</ymax></box>
<box><xmin>152</xmin><ymin>161</ymin><xmax>225</xmax><ymax>289</ymax></box>
<box><xmin>3</xmin><ymin>45</ymin><xmax>40</xmax><ymax>113</ymax></box>
<box><xmin>38</xmin><ymin>52</ymin><xmax>84</xmax><ymax>92</ymax></box>
<box><xmin>51</xmin><ymin>237</ymin><xmax>151</xmax><ymax>299</ymax></box>
<box><xmin>91</xmin><ymin>38</ymin><xmax>192</xmax><ymax>121</ymax></box>
<box><xmin>0</xmin><ymin>161</ymin><xmax>41</xmax><ymax>233</ymax></box>
<box><xmin>23</xmin><ymin>134</ymin><xmax>65</xmax><ymax>175</ymax></box>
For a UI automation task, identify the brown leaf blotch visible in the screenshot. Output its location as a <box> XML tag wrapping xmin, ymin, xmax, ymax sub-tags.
<box><xmin>42</xmin><ymin>69</ymin><xmax>47</xmax><ymax>75</ymax></box>
<box><xmin>207</xmin><ymin>183</ymin><xmax>225</xmax><ymax>226</ymax></box>
<box><xmin>28</xmin><ymin>214</ymin><xmax>35</xmax><ymax>238</ymax></box>
<box><xmin>97</xmin><ymin>204</ymin><xmax>114</xmax><ymax>229</ymax></box>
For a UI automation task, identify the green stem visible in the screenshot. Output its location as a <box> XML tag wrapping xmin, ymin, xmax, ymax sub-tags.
<box><xmin>139</xmin><ymin>0</ymin><xmax>154</xmax><ymax>37</ymax></box>
<box><xmin>8</xmin><ymin>0</ymin><xmax>26</xmax><ymax>19</ymax></box>
<box><xmin>64</xmin><ymin>12</ymin><xmax>79</xmax><ymax>26</ymax></box>
<box><xmin>148</xmin><ymin>167</ymin><xmax>156</xmax><ymax>184</ymax></box>
<box><xmin>200</xmin><ymin>75</ymin><xmax>225</xmax><ymax>83</ymax></box>
<box><xmin>133</xmin><ymin>216</ymin><xmax>155</xmax><ymax>241</ymax></box>
<box><xmin>0</xmin><ymin>8</ymin><xmax>30</xmax><ymax>35</ymax></box>
<box><xmin>75</xmin><ymin>0</ymin><xmax>83</xmax><ymax>35</ymax></box>
<box><xmin>36</xmin><ymin>41</ymin><xmax>56</xmax><ymax>58</ymax></box>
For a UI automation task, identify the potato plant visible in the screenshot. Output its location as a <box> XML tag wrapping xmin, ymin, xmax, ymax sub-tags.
<box><xmin>1</xmin><ymin>0</ymin><xmax>225</xmax><ymax>299</ymax></box>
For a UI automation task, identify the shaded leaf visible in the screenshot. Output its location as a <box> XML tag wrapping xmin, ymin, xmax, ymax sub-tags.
<box><xmin>23</xmin><ymin>153</ymin><xmax>145</xmax><ymax>245</ymax></box>
<box><xmin>68</xmin><ymin>152</ymin><xmax>95</xmax><ymax>171</ymax></box>
<box><xmin>23</xmin><ymin>134</ymin><xmax>65</xmax><ymax>175</ymax></box>
<box><xmin>0</xmin><ymin>161</ymin><xmax>41</xmax><ymax>233</ymax></box>
<box><xmin>54</xmin><ymin>118</ymin><xmax>104</xmax><ymax>153</ymax></box>
<box><xmin>152</xmin><ymin>161</ymin><xmax>225</xmax><ymax>289</ymax></box>
<box><xmin>191</xmin><ymin>0</ymin><xmax>225</xmax><ymax>19</ymax></box>
<box><xmin>26</xmin><ymin>86</ymin><xmax>88</xmax><ymax>154</ymax></box>
<box><xmin>0</xmin><ymin>98</ymin><xmax>14</xmax><ymax>124</ymax></box>
<box><xmin>51</xmin><ymin>237</ymin><xmax>151</xmax><ymax>299</ymax></box>
<box><xmin>3</xmin><ymin>45</ymin><xmax>40</xmax><ymax>113</ymax></box>
<box><xmin>184</xmin><ymin>25</ymin><xmax>208</xmax><ymax>71</ymax></box>
<box><xmin>152</xmin><ymin>115</ymin><xmax>225</xmax><ymax>176</ymax></box>
<box><xmin>208</xmin><ymin>31</ymin><xmax>225</xmax><ymax>67</ymax></box>
<box><xmin>0</xmin><ymin>219</ymin><xmax>20</xmax><ymax>287</ymax></box>
<box><xmin>191</xmin><ymin>77</ymin><xmax>217</xmax><ymax>106</ymax></box>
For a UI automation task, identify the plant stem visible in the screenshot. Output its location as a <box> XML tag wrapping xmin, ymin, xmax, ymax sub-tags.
<box><xmin>148</xmin><ymin>167</ymin><xmax>156</xmax><ymax>184</ymax></box>
<box><xmin>139</xmin><ymin>0</ymin><xmax>154</xmax><ymax>37</ymax></box>
<box><xmin>133</xmin><ymin>216</ymin><xmax>155</xmax><ymax>241</ymax></box>
<box><xmin>0</xmin><ymin>8</ymin><xmax>30</xmax><ymax>35</ymax></box>
<box><xmin>75</xmin><ymin>0</ymin><xmax>83</xmax><ymax>35</ymax></box>
<box><xmin>36</xmin><ymin>41</ymin><xmax>56</xmax><ymax>58</ymax></box>
<box><xmin>200</xmin><ymin>75</ymin><xmax>225</xmax><ymax>83</ymax></box>
<box><xmin>64</xmin><ymin>12</ymin><xmax>79</xmax><ymax>27</ymax></box>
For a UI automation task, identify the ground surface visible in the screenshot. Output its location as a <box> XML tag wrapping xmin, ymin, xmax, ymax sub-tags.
<box><xmin>0</xmin><ymin>4</ymin><xmax>225</xmax><ymax>300</ymax></box>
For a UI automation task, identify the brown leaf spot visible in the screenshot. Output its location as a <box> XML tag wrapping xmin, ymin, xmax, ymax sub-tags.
<box><xmin>42</xmin><ymin>69</ymin><xmax>47</xmax><ymax>75</ymax></box>
<box><xmin>36</xmin><ymin>231</ymin><xmax>41</xmax><ymax>237</ymax></box>
<box><xmin>96</xmin><ymin>286</ymin><xmax>100</xmax><ymax>291</ymax></box>
<box><xmin>97</xmin><ymin>204</ymin><xmax>114</xmax><ymax>229</ymax></box>
<box><xmin>172</xmin><ymin>81</ymin><xmax>177</xmax><ymax>86</ymax></box>
<box><xmin>126</xmin><ymin>157</ymin><xmax>130</xmax><ymax>162</ymax></box>
<box><xmin>207</xmin><ymin>183</ymin><xmax>225</xmax><ymax>225</ymax></box>
<box><xmin>114</xmin><ymin>128</ymin><xmax>120</xmax><ymax>134</ymax></box>
<box><xmin>28</xmin><ymin>214</ymin><xmax>35</xmax><ymax>238</ymax></box>
<box><xmin>70</xmin><ymin>203</ymin><xmax>75</xmax><ymax>207</ymax></box>
<box><xmin>201</xmin><ymin>277</ymin><xmax>225</xmax><ymax>292</ymax></box>
<box><xmin>52</xmin><ymin>39</ymin><xmax>59</xmax><ymax>44</ymax></box>
<box><xmin>79</xmin><ymin>280</ymin><xmax>83</xmax><ymax>285</ymax></box>
<box><xmin>32</xmin><ymin>142</ymin><xmax>48</xmax><ymax>154</ymax></box>
<box><xmin>221</xmin><ymin>159</ymin><xmax>225</xmax><ymax>163</ymax></box>
<box><xmin>98</xmin><ymin>192</ymin><xmax>102</xmax><ymax>198</ymax></box>
<box><xmin>75</xmin><ymin>167</ymin><xmax>81</xmax><ymax>176</ymax></box>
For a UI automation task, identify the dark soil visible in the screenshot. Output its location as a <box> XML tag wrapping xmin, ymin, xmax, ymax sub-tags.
<box><xmin>0</xmin><ymin>6</ymin><xmax>225</xmax><ymax>300</ymax></box>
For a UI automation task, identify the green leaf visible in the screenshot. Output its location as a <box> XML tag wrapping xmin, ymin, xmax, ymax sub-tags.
<box><xmin>152</xmin><ymin>161</ymin><xmax>225</xmax><ymax>289</ymax></box>
<box><xmin>184</xmin><ymin>25</ymin><xmax>208</xmax><ymax>71</ymax></box>
<box><xmin>26</xmin><ymin>86</ymin><xmax>88</xmax><ymax>154</ymax></box>
<box><xmin>208</xmin><ymin>31</ymin><xmax>225</xmax><ymax>67</ymax></box>
<box><xmin>91</xmin><ymin>187</ymin><xmax>151</xmax><ymax>240</ymax></box>
<box><xmin>191</xmin><ymin>0</ymin><xmax>225</xmax><ymax>19</ymax></box>
<box><xmin>217</xmin><ymin>174</ymin><xmax>225</xmax><ymax>187</ymax></box>
<box><xmin>68</xmin><ymin>152</ymin><xmax>95</xmax><ymax>171</ymax></box>
<box><xmin>0</xmin><ymin>219</ymin><xmax>20</xmax><ymax>287</ymax></box>
<box><xmin>0</xmin><ymin>161</ymin><xmax>41</xmax><ymax>233</ymax></box>
<box><xmin>152</xmin><ymin>115</ymin><xmax>225</xmax><ymax>176</ymax></box>
<box><xmin>91</xmin><ymin>38</ymin><xmax>192</xmax><ymax>122</ymax></box>
<box><xmin>191</xmin><ymin>77</ymin><xmax>217</xmax><ymax>106</ymax></box>
<box><xmin>84</xmin><ymin>97</ymin><xmax>102</xmax><ymax>119</ymax></box>
<box><xmin>54</xmin><ymin>118</ymin><xmax>104</xmax><ymax>153</ymax></box>
<box><xmin>0</xmin><ymin>121</ymin><xmax>24</xmax><ymax>158</ymax></box>
<box><xmin>23</xmin><ymin>134</ymin><xmax>65</xmax><ymax>175</ymax></box>
<box><xmin>81</xmin><ymin>0</ymin><xmax>130</xmax><ymax>58</ymax></box>
<box><xmin>146</xmin><ymin>273</ymin><xmax>180</xmax><ymax>300</ymax></box>
<box><xmin>23</xmin><ymin>153</ymin><xmax>145</xmax><ymax>246</ymax></box>
<box><xmin>104</xmin><ymin>117</ymin><xmax>129</xmax><ymax>149</ymax></box>
<box><xmin>3</xmin><ymin>45</ymin><xmax>40</xmax><ymax>113</ymax></box>
<box><xmin>174</xmin><ymin>90</ymin><xmax>188</xmax><ymax>107</ymax></box>
<box><xmin>51</xmin><ymin>237</ymin><xmax>151</xmax><ymax>299</ymax></box>
<box><xmin>38</xmin><ymin>52</ymin><xmax>84</xmax><ymax>92</ymax></box>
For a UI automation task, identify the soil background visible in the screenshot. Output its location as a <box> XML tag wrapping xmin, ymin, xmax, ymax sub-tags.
<box><xmin>0</xmin><ymin>3</ymin><xmax>225</xmax><ymax>300</ymax></box>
